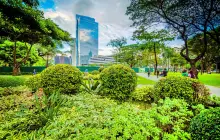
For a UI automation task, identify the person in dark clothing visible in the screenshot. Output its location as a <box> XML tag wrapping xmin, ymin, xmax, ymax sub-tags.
<box><xmin>156</xmin><ymin>70</ymin><xmax>160</xmax><ymax>78</ymax></box>
<box><xmin>163</xmin><ymin>68</ymin><xmax>168</xmax><ymax>77</ymax></box>
<box><xmin>148</xmin><ymin>70</ymin><xmax>150</xmax><ymax>77</ymax></box>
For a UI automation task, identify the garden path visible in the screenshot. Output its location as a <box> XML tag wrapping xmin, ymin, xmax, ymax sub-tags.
<box><xmin>137</xmin><ymin>73</ymin><xmax>220</xmax><ymax>97</ymax></box>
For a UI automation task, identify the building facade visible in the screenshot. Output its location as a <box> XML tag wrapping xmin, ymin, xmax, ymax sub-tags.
<box><xmin>76</xmin><ymin>14</ymin><xmax>98</xmax><ymax>66</ymax></box>
<box><xmin>89</xmin><ymin>55</ymin><xmax>115</xmax><ymax>65</ymax></box>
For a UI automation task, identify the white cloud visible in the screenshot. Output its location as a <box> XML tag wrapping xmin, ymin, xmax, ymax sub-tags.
<box><xmin>42</xmin><ymin>0</ymin><xmax>183</xmax><ymax>55</ymax></box>
<box><xmin>42</xmin><ymin>0</ymin><xmax>134</xmax><ymax>55</ymax></box>
<box><xmin>79</xmin><ymin>29</ymin><xmax>92</xmax><ymax>42</ymax></box>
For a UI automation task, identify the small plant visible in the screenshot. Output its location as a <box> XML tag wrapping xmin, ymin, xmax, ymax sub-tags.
<box><xmin>41</xmin><ymin>64</ymin><xmax>83</xmax><ymax>94</ymax></box>
<box><xmin>81</xmin><ymin>78</ymin><xmax>101</xmax><ymax>94</ymax></box>
<box><xmin>98</xmin><ymin>66</ymin><xmax>105</xmax><ymax>72</ymax></box>
<box><xmin>99</xmin><ymin>64</ymin><xmax>137</xmax><ymax>100</ymax></box>
<box><xmin>90</xmin><ymin>70</ymin><xmax>99</xmax><ymax>75</ymax></box>
<box><xmin>130</xmin><ymin>86</ymin><xmax>155</xmax><ymax>104</ymax></box>
<box><xmin>190</xmin><ymin>107</ymin><xmax>220</xmax><ymax>140</ymax></box>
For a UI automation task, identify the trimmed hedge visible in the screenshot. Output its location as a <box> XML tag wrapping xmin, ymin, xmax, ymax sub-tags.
<box><xmin>0</xmin><ymin>76</ymin><xmax>26</xmax><ymax>87</ymax></box>
<box><xmin>41</xmin><ymin>64</ymin><xmax>83</xmax><ymax>94</ymax></box>
<box><xmin>100</xmin><ymin>64</ymin><xmax>137</xmax><ymax>100</ymax></box>
<box><xmin>190</xmin><ymin>107</ymin><xmax>220</xmax><ymax>140</ymax></box>
<box><xmin>154</xmin><ymin>76</ymin><xmax>210</xmax><ymax>104</ymax></box>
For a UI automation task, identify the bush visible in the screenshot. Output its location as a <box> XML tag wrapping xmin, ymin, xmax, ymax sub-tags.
<box><xmin>90</xmin><ymin>70</ymin><xmax>99</xmax><ymax>75</ymax></box>
<box><xmin>0</xmin><ymin>86</ymin><xmax>31</xmax><ymax>97</ymax></box>
<box><xmin>154</xmin><ymin>76</ymin><xmax>210</xmax><ymax>104</ymax></box>
<box><xmin>130</xmin><ymin>86</ymin><xmax>155</xmax><ymax>103</ymax></box>
<box><xmin>25</xmin><ymin>74</ymin><xmax>42</xmax><ymax>92</ymax></box>
<box><xmin>0</xmin><ymin>76</ymin><xmax>26</xmax><ymax>87</ymax></box>
<box><xmin>41</xmin><ymin>64</ymin><xmax>83</xmax><ymax>94</ymax></box>
<box><xmin>100</xmin><ymin>64</ymin><xmax>137</xmax><ymax>100</ymax></box>
<box><xmin>83</xmin><ymin>74</ymin><xmax>100</xmax><ymax>80</ymax></box>
<box><xmin>190</xmin><ymin>107</ymin><xmax>220</xmax><ymax>140</ymax></box>
<box><xmin>98</xmin><ymin>66</ymin><xmax>105</xmax><ymax>72</ymax></box>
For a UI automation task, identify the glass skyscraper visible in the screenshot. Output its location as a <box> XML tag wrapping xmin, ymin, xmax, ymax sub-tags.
<box><xmin>76</xmin><ymin>14</ymin><xmax>98</xmax><ymax>65</ymax></box>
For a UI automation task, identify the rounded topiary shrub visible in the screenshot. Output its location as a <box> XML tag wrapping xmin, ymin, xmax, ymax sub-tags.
<box><xmin>41</xmin><ymin>64</ymin><xmax>83</xmax><ymax>94</ymax></box>
<box><xmin>189</xmin><ymin>107</ymin><xmax>220</xmax><ymax>140</ymax></box>
<box><xmin>154</xmin><ymin>76</ymin><xmax>210</xmax><ymax>104</ymax></box>
<box><xmin>99</xmin><ymin>64</ymin><xmax>137</xmax><ymax>100</ymax></box>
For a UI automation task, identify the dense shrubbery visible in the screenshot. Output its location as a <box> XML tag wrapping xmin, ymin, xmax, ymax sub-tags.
<box><xmin>0</xmin><ymin>76</ymin><xmax>26</xmax><ymax>87</ymax></box>
<box><xmin>190</xmin><ymin>107</ymin><xmax>220</xmax><ymax>140</ymax></box>
<box><xmin>154</xmin><ymin>76</ymin><xmax>210</xmax><ymax>104</ymax></box>
<box><xmin>130</xmin><ymin>86</ymin><xmax>155</xmax><ymax>104</ymax></box>
<box><xmin>1</xmin><ymin>92</ymin><xmax>203</xmax><ymax>139</ymax></box>
<box><xmin>41</xmin><ymin>64</ymin><xmax>83</xmax><ymax>94</ymax></box>
<box><xmin>25</xmin><ymin>74</ymin><xmax>42</xmax><ymax>92</ymax></box>
<box><xmin>100</xmin><ymin>64</ymin><xmax>137</xmax><ymax>100</ymax></box>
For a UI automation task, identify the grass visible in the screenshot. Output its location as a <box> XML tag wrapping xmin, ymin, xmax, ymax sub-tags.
<box><xmin>137</xmin><ymin>76</ymin><xmax>156</xmax><ymax>85</ymax></box>
<box><xmin>168</xmin><ymin>72</ymin><xmax>220</xmax><ymax>87</ymax></box>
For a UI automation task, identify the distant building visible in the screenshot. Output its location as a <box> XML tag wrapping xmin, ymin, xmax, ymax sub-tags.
<box><xmin>55</xmin><ymin>56</ymin><xmax>72</xmax><ymax>64</ymax></box>
<box><xmin>76</xmin><ymin>14</ymin><xmax>98</xmax><ymax>66</ymax></box>
<box><xmin>89</xmin><ymin>55</ymin><xmax>115</xmax><ymax>65</ymax></box>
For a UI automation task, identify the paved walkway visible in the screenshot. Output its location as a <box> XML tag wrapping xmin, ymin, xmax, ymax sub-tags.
<box><xmin>137</xmin><ymin>73</ymin><xmax>220</xmax><ymax>97</ymax></box>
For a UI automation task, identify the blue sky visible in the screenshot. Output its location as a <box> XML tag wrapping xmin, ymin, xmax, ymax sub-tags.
<box><xmin>40</xmin><ymin>0</ymin><xmax>183</xmax><ymax>55</ymax></box>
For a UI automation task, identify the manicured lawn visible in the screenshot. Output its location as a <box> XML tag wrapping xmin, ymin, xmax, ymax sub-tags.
<box><xmin>137</xmin><ymin>76</ymin><xmax>156</xmax><ymax>85</ymax></box>
<box><xmin>168</xmin><ymin>72</ymin><xmax>220</xmax><ymax>87</ymax></box>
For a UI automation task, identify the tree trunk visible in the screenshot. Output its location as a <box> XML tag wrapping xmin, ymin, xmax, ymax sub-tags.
<box><xmin>153</xmin><ymin>43</ymin><xmax>157</xmax><ymax>75</ymax></box>
<box><xmin>190</xmin><ymin>62</ymin><xmax>198</xmax><ymax>79</ymax></box>
<box><xmin>200</xmin><ymin>60</ymin><xmax>204</xmax><ymax>75</ymax></box>
<box><xmin>12</xmin><ymin>42</ymin><xmax>19</xmax><ymax>76</ymax></box>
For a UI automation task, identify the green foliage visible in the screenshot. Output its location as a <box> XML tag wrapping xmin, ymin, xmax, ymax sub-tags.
<box><xmin>90</xmin><ymin>70</ymin><xmax>99</xmax><ymax>75</ymax></box>
<box><xmin>0</xmin><ymin>94</ymin><xmax>197</xmax><ymax>139</ymax></box>
<box><xmin>83</xmin><ymin>74</ymin><xmax>100</xmax><ymax>80</ymax></box>
<box><xmin>154</xmin><ymin>76</ymin><xmax>210</xmax><ymax>104</ymax></box>
<box><xmin>81</xmin><ymin>79</ymin><xmax>102</xmax><ymax>94</ymax></box>
<box><xmin>98</xmin><ymin>66</ymin><xmax>105</xmax><ymax>72</ymax></box>
<box><xmin>0</xmin><ymin>91</ymin><xmax>63</xmax><ymax>139</ymax></box>
<box><xmin>130</xmin><ymin>86</ymin><xmax>155</xmax><ymax>103</ymax></box>
<box><xmin>41</xmin><ymin>64</ymin><xmax>83</xmax><ymax>94</ymax></box>
<box><xmin>25</xmin><ymin>74</ymin><xmax>42</xmax><ymax>92</ymax></box>
<box><xmin>0</xmin><ymin>76</ymin><xmax>26</xmax><ymax>87</ymax></box>
<box><xmin>190</xmin><ymin>107</ymin><xmax>220</xmax><ymax>140</ymax></box>
<box><xmin>0</xmin><ymin>85</ymin><xmax>31</xmax><ymax>97</ymax></box>
<box><xmin>100</xmin><ymin>64</ymin><xmax>137</xmax><ymax>100</ymax></box>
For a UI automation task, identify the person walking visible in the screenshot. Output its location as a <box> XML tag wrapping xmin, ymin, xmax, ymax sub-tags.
<box><xmin>148</xmin><ymin>70</ymin><xmax>150</xmax><ymax>77</ymax></box>
<box><xmin>33</xmin><ymin>69</ymin><xmax>36</xmax><ymax>75</ymax></box>
<box><xmin>156</xmin><ymin>70</ymin><xmax>160</xmax><ymax>78</ymax></box>
<box><xmin>182</xmin><ymin>69</ymin><xmax>188</xmax><ymax>77</ymax></box>
<box><xmin>163</xmin><ymin>68</ymin><xmax>168</xmax><ymax>77</ymax></box>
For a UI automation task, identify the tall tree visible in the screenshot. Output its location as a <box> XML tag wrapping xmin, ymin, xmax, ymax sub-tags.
<box><xmin>0</xmin><ymin>0</ymin><xmax>71</xmax><ymax>75</ymax></box>
<box><xmin>117</xmin><ymin>44</ymin><xmax>140</xmax><ymax>67</ymax></box>
<box><xmin>107</xmin><ymin>37</ymin><xmax>127</xmax><ymax>63</ymax></box>
<box><xmin>133</xmin><ymin>28</ymin><xmax>173</xmax><ymax>74</ymax></box>
<box><xmin>126</xmin><ymin>0</ymin><xmax>220</xmax><ymax>78</ymax></box>
<box><xmin>188</xmin><ymin>34</ymin><xmax>220</xmax><ymax>73</ymax></box>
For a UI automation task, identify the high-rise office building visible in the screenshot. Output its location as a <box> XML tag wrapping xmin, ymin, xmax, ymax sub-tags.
<box><xmin>76</xmin><ymin>14</ymin><xmax>98</xmax><ymax>65</ymax></box>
